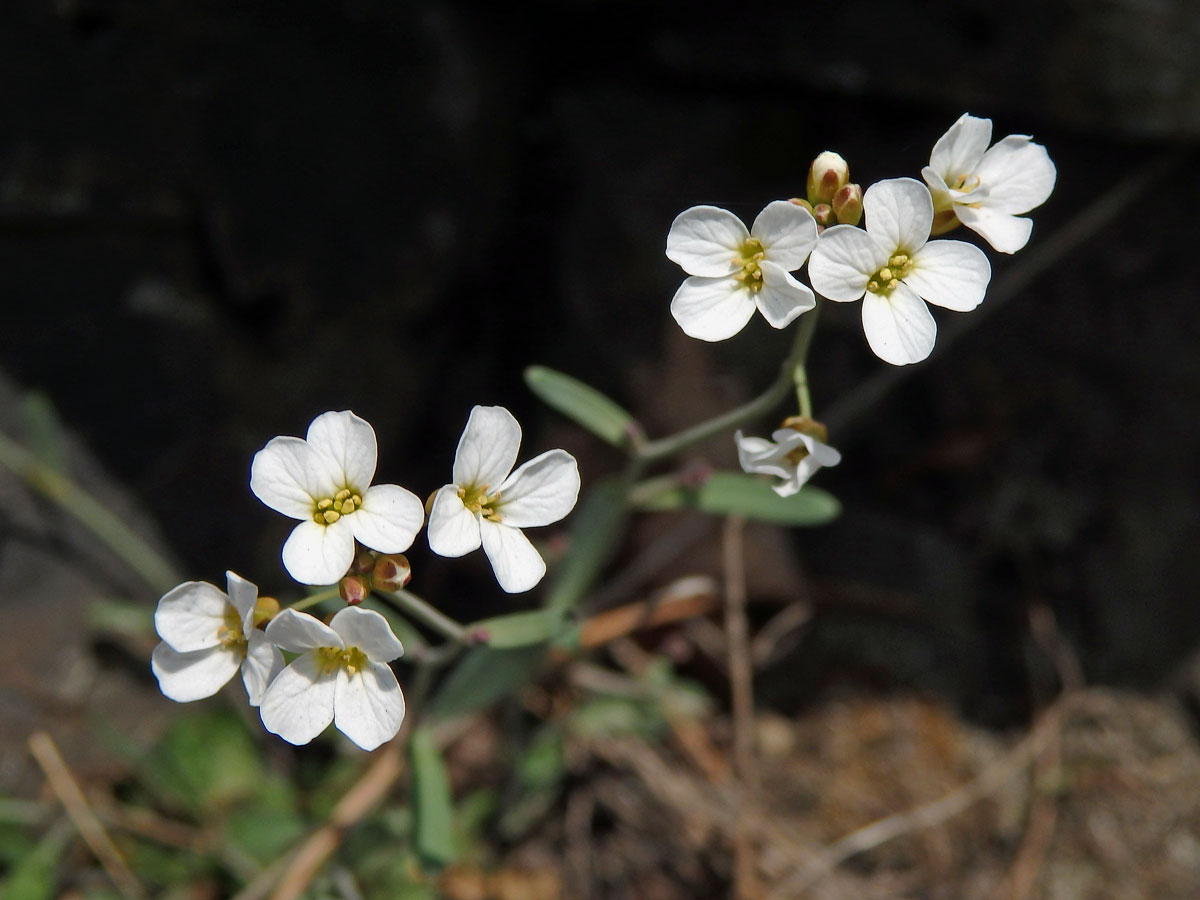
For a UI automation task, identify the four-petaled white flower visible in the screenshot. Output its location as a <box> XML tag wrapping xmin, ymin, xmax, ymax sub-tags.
<box><xmin>251</xmin><ymin>410</ymin><xmax>425</xmax><ymax>586</ymax></box>
<box><xmin>666</xmin><ymin>200</ymin><xmax>819</xmax><ymax>341</ymax></box>
<box><xmin>427</xmin><ymin>406</ymin><xmax>580</xmax><ymax>593</ymax></box>
<box><xmin>735</xmin><ymin>425</ymin><xmax>842</xmax><ymax>497</ymax></box>
<box><xmin>808</xmin><ymin>178</ymin><xmax>991</xmax><ymax>366</ymax></box>
<box><xmin>921</xmin><ymin>113</ymin><xmax>1056</xmax><ymax>254</ymax></box>
<box><xmin>151</xmin><ymin>571</ymin><xmax>283</xmax><ymax>706</ymax></box>
<box><xmin>259</xmin><ymin>606</ymin><xmax>406</xmax><ymax>751</ymax></box>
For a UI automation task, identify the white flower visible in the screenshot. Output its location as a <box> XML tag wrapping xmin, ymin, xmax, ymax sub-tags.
<box><xmin>921</xmin><ymin>113</ymin><xmax>1056</xmax><ymax>254</ymax></box>
<box><xmin>151</xmin><ymin>571</ymin><xmax>283</xmax><ymax>706</ymax></box>
<box><xmin>808</xmin><ymin>178</ymin><xmax>991</xmax><ymax>366</ymax></box>
<box><xmin>250</xmin><ymin>410</ymin><xmax>425</xmax><ymax>586</ymax></box>
<box><xmin>735</xmin><ymin>426</ymin><xmax>841</xmax><ymax>497</ymax></box>
<box><xmin>427</xmin><ymin>406</ymin><xmax>580</xmax><ymax>593</ymax></box>
<box><xmin>666</xmin><ymin>200</ymin><xmax>819</xmax><ymax>341</ymax></box>
<box><xmin>259</xmin><ymin>606</ymin><xmax>405</xmax><ymax>751</ymax></box>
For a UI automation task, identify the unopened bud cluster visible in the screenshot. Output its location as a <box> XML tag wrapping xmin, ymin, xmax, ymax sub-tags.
<box><xmin>792</xmin><ymin>151</ymin><xmax>862</xmax><ymax>228</ymax></box>
<box><xmin>340</xmin><ymin>549</ymin><xmax>413</xmax><ymax>604</ymax></box>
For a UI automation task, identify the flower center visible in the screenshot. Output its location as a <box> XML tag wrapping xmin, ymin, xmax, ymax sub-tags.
<box><xmin>866</xmin><ymin>252</ymin><xmax>914</xmax><ymax>296</ymax></box>
<box><xmin>950</xmin><ymin>173</ymin><xmax>982</xmax><ymax>193</ymax></box>
<box><xmin>315</xmin><ymin>645</ymin><xmax>369</xmax><ymax>676</ymax></box>
<box><xmin>312</xmin><ymin>487</ymin><xmax>363</xmax><ymax>525</ymax></box>
<box><xmin>731</xmin><ymin>237</ymin><xmax>766</xmax><ymax>293</ymax></box>
<box><xmin>459</xmin><ymin>483</ymin><xmax>503</xmax><ymax>522</ymax></box>
<box><xmin>216</xmin><ymin>604</ymin><xmax>247</xmax><ymax>654</ymax></box>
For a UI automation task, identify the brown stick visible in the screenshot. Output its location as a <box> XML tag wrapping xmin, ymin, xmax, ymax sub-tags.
<box><xmin>28</xmin><ymin>731</ymin><xmax>147</xmax><ymax>900</ymax></box>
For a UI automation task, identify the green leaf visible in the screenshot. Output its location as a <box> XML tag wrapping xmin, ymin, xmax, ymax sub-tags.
<box><xmin>19</xmin><ymin>392</ymin><xmax>66</xmax><ymax>474</ymax></box>
<box><xmin>140</xmin><ymin>709</ymin><xmax>265</xmax><ymax>815</ymax></box>
<box><xmin>0</xmin><ymin>821</ymin><xmax>68</xmax><ymax>900</ymax></box>
<box><xmin>428</xmin><ymin>644</ymin><xmax>548</xmax><ymax>721</ymax></box>
<box><xmin>544</xmin><ymin>476</ymin><xmax>628</xmax><ymax>613</ymax></box>
<box><xmin>467</xmin><ymin>609</ymin><xmax>562</xmax><ymax>648</ymax></box>
<box><xmin>634</xmin><ymin>471</ymin><xmax>840</xmax><ymax>525</ymax></box>
<box><xmin>409</xmin><ymin>728</ymin><xmax>456</xmax><ymax>867</ymax></box>
<box><xmin>524</xmin><ymin>365</ymin><xmax>637</xmax><ymax>449</ymax></box>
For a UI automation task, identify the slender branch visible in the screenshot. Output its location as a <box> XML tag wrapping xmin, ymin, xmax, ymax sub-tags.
<box><xmin>635</xmin><ymin>302</ymin><xmax>822</xmax><ymax>463</ymax></box>
<box><xmin>0</xmin><ymin>428</ymin><xmax>180</xmax><ymax>594</ymax></box>
<box><xmin>377</xmin><ymin>588</ymin><xmax>469</xmax><ymax>644</ymax></box>
<box><xmin>288</xmin><ymin>585</ymin><xmax>342</xmax><ymax>612</ymax></box>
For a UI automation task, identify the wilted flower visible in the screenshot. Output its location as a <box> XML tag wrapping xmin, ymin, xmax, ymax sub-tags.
<box><xmin>735</xmin><ymin>418</ymin><xmax>841</xmax><ymax>496</ymax></box>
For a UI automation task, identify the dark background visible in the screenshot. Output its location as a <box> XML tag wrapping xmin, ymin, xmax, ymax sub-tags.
<box><xmin>3</xmin><ymin>0</ymin><xmax>1198</xmax><ymax>727</ymax></box>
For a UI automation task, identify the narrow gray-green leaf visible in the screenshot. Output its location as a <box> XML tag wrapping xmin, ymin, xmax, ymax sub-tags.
<box><xmin>428</xmin><ymin>644</ymin><xmax>548</xmax><ymax>721</ymax></box>
<box><xmin>468</xmin><ymin>609</ymin><xmax>562</xmax><ymax>648</ymax></box>
<box><xmin>544</xmin><ymin>477</ymin><xmax>628</xmax><ymax>612</ymax></box>
<box><xmin>409</xmin><ymin>727</ymin><xmax>457</xmax><ymax>867</ymax></box>
<box><xmin>634</xmin><ymin>471</ymin><xmax>840</xmax><ymax>525</ymax></box>
<box><xmin>524</xmin><ymin>365</ymin><xmax>637</xmax><ymax>449</ymax></box>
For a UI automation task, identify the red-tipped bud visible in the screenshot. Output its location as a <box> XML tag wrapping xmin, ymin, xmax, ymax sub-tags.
<box><xmin>789</xmin><ymin>197</ymin><xmax>815</xmax><ymax>215</ymax></box>
<box><xmin>372</xmin><ymin>554</ymin><xmax>412</xmax><ymax>591</ymax></box>
<box><xmin>807</xmin><ymin>151</ymin><xmax>850</xmax><ymax>205</ymax></box>
<box><xmin>831</xmin><ymin>183</ymin><xmax>863</xmax><ymax>226</ymax></box>
<box><xmin>352</xmin><ymin>549</ymin><xmax>376</xmax><ymax>574</ymax></box>
<box><xmin>339</xmin><ymin>574</ymin><xmax>371</xmax><ymax>605</ymax></box>
<box><xmin>812</xmin><ymin>203</ymin><xmax>836</xmax><ymax>228</ymax></box>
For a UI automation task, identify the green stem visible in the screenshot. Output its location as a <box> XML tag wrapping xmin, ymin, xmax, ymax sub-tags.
<box><xmin>635</xmin><ymin>301</ymin><xmax>822</xmax><ymax>463</ymax></box>
<box><xmin>794</xmin><ymin>362</ymin><xmax>813</xmax><ymax>419</ymax></box>
<box><xmin>379</xmin><ymin>588</ymin><xmax>469</xmax><ymax>644</ymax></box>
<box><xmin>288</xmin><ymin>585</ymin><xmax>342</xmax><ymax>612</ymax></box>
<box><xmin>0</xmin><ymin>428</ymin><xmax>181</xmax><ymax>594</ymax></box>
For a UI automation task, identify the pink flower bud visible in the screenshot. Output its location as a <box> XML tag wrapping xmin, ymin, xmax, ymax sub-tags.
<box><xmin>807</xmin><ymin>151</ymin><xmax>850</xmax><ymax>205</ymax></box>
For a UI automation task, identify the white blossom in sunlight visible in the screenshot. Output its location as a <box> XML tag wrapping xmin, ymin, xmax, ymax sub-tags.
<box><xmin>259</xmin><ymin>606</ymin><xmax>405</xmax><ymax>751</ymax></box>
<box><xmin>922</xmin><ymin>113</ymin><xmax>1056</xmax><ymax>253</ymax></box>
<box><xmin>427</xmin><ymin>405</ymin><xmax>580</xmax><ymax>593</ymax></box>
<box><xmin>808</xmin><ymin>178</ymin><xmax>991</xmax><ymax>366</ymax></box>
<box><xmin>666</xmin><ymin>200</ymin><xmax>819</xmax><ymax>341</ymax></box>
<box><xmin>151</xmin><ymin>571</ymin><xmax>283</xmax><ymax>706</ymax></box>
<box><xmin>250</xmin><ymin>410</ymin><xmax>424</xmax><ymax>586</ymax></box>
<box><xmin>735</xmin><ymin>425</ymin><xmax>841</xmax><ymax>497</ymax></box>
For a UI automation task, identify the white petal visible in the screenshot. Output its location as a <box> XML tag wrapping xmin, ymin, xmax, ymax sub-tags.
<box><xmin>281</xmin><ymin>518</ymin><xmax>356</xmax><ymax>585</ymax></box>
<box><xmin>751</xmin><ymin>200</ymin><xmax>818</xmax><ymax>271</ymax></box>
<box><xmin>665</xmin><ymin>206</ymin><xmax>748</xmax><ymax>276</ymax></box>
<box><xmin>669</xmin><ymin>275</ymin><xmax>756</xmax><ymax>341</ymax></box>
<box><xmin>496</xmin><ymin>449</ymin><xmax>580</xmax><ymax>528</ymax></box>
<box><xmin>225</xmin><ymin>571</ymin><xmax>259</xmax><ymax>640</ymax></box>
<box><xmin>808</xmin><ymin>226</ymin><xmax>881</xmax><ymax>302</ymax></box>
<box><xmin>333</xmin><ymin>662</ymin><xmax>406</xmax><ymax>751</ymax></box>
<box><xmin>305</xmin><ymin>410</ymin><xmax>378</xmax><ymax>491</ymax></box>
<box><xmin>929</xmin><ymin>113</ymin><xmax>992</xmax><ymax>180</ymax></box>
<box><xmin>154</xmin><ymin>581</ymin><xmax>229</xmax><ymax>652</ymax></box>
<box><xmin>260</xmin><ymin>654</ymin><xmax>337</xmax><ymax>746</ymax></box>
<box><xmin>427</xmin><ymin>484</ymin><xmax>483</xmax><ymax>557</ymax></box>
<box><xmin>905</xmin><ymin>240</ymin><xmax>991</xmax><ymax>311</ymax></box>
<box><xmin>329</xmin><ymin>606</ymin><xmax>405</xmax><ymax>663</ymax></box>
<box><xmin>352</xmin><ymin>483</ymin><xmax>424</xmax><ymax>553</ymax></box>
<box><xmin>863</xmin><ymin>178</ymin><xmax>933</xmax><ymax>253</ymax></box>
<box><xmin>151</xmin><ymin>642</ymin><xmax>241</xmax><ymax>702</ymax></box>
<box><xmin>480</xmin><ymin>521</ymin><xmax>546</xmax><ymax>593</ymax></box>
<box><xmin>265</xmin><ymin>607</ymin><xmax>343</xmax><ymax>653</ymax></box>
<box><xmin>974</xmin><ymin>136</ymin><xmax>1056</xmax><ymax>214</ymax></box>
<box><xmin>241</xmin><ymin>632</ymin><xmax>284</xmax><ymax>706</ymax></box>
<box><xmin>735</xmin><ymin>431</ymin><xmax>796</xmax><ymax>479</ymax></box>
<box><xmin>250</xmin><ymin>436</ymin><xmax>337</xmax><ymax>520</ymax></box>
<box><xmin>755</xmin><ymin>262</ymin><xmax>816</xmax><ymax>329</ymax></box>
<box><xmin>953</xmin><ymin>206</ymin><xmax>1034</xmax><ymax>254</ymax></box>
<box><xmin>861</xmin><ymin>285</ymin><xmax>937</xmax><ymax>366</ymax></box>
<box><xmin>453</xmin><ymin>406</ymin><xmax>521</xmax><ymax>489</ymax></box>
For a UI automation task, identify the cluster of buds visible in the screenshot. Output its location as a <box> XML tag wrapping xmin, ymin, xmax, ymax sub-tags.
<box><xmin>792</xmin><ymin>151</ymin><xmax>863</xmax><ymax>229</ymax></box>
<box><xmin>339</xmin><ymin>548</ymin><xmax>413</xmax><ymax>605</ymax></box>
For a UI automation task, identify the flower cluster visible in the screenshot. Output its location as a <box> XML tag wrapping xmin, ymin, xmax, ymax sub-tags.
<box><xmin>151</xmin><ymin>407</ymin><xmax>579</xmax><ymax>750</ymax></box>
<box><xmin>664</xmin><ymin>113</ymin><xmax>1054</xmax><ymax>488</ymax></box>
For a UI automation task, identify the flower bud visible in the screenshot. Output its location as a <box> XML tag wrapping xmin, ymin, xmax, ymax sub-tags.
<box><xmin>352</xmin><ymin>549</ymin><xmax>376</xmax><ymax>574</ymax></box>
<box><xmin>789</xmin><ymin>197</ymin><xmax>815</xmax><ymax>215</ymax></box>
<box><xmin>831</xmin><ymin>183</ymin><xmax>863</xmax><ymax>226</ymax></box>
<box><xmin>372</xmin><ymin>554</ymin><xmax>412</xmax><ymax>591</ymax></box>
<box><xmin>252</xmin><ymin>595</ymin><xmax>280</xmax><ymax>628</ymax></box>
<box><xmin>807</xmin><ymin>151</ymin><xmax>850</xmax><ymax>206</ymax></box>
<box><xmin>812</xmin><ymin>203</ymin><xmax>836</xmax><ymax>229</ymax></box>
<box><xmin>339</xmin><ymin>574</ymin><xmax>371</xmax><ymax>605</ymax></box>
